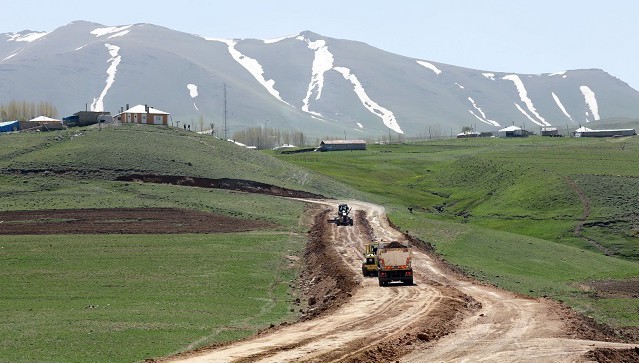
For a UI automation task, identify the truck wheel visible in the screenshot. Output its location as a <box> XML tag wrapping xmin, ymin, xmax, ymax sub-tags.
<box><xmin>378</xmin><ymin>279</ymin><xmax>383</xmax><ymax>287</ymax></box>
<box><xmin>362</xmin><ymin>269</ymin><xmax>368</xmax><ymax>277</ymax></box>
<box><xmin>404</xmin><ymin>278</ymin><xmax>413</xmax><ymax>285</ymax></box>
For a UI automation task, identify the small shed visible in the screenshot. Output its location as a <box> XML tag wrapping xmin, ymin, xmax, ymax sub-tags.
<box><xmin>572</xmin><ymin>126</ymin><xmax>636</xmax><ymax>138</ymax></box>
<box><xmin>541</xmin><ymin>127</ymin><xmax>559</xmax><ymax>137</ymax></box>
<box><xmin>0</xmin><ymin>120</ymin><xmax>19</xmax><ymax>132</ymax></box>
<box><xmin>317</xmin><ymin>139</ymin><xmax>367</xmax><ymax>151</ymax></box>
<box><xmin>29</xmin><ymin>116</ymin><xmax>62</xmax><ymax>124</ymax></box>
<box><xmin>115</xmin><ymin>105</ymin><xmax>169</xmax><ymax>125</ymax></box>
<box><xmin>497</xmin><ymin>126</ymin><xmax>525</xmax><ymax>138</ymax></box>
<box><xmin>63</xmin><ymin>111</ymin><xmax>112</xmax><ymax>127</ymax></box>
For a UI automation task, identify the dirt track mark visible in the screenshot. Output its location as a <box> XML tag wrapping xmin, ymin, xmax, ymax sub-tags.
<box><xmin>158</xmin><ymin>199</ymin><xmax>638</xmax><ymax>363</ymax></box>
<box><xmin>564</xmin><ymin>176</ymin><xmax>614</xmax><ymax>256</ymax></box>
<box><xmin>164</xmin><ymin>201</ymin><xmax>471</xmax><ymax>363</ymax></box>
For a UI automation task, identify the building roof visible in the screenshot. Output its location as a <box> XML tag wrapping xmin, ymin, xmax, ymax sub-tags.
<box><xmin>498</xmin><ymin>126</ymin><xmax>522</xmax><ymax>132</ymax></box>
<box><xmin>0</xmin><ymin>120</ymin><xmax>18</xmax><ymax>127</ymax></box>
<box><xmin>121</xmin><ymin>104</ymin><xmax>169</xmax><ymax>115</ymax></box>
<box><xmin>29</xmin><ymin>115</ymin><xmax>62</xmax><ymax>122</ymax></box>
<box><xmin>321</xmin><ymin>139</ymin><xmax>366</xmax><ymax>145</ymax></box>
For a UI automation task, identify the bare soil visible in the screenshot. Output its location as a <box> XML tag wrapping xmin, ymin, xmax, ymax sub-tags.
<box><xmin>0</xmin><ymin>208</ymin><xmax>274</xmax><ymax>234</ymax></box>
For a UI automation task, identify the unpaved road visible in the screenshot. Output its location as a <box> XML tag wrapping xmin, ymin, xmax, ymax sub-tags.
<box><xmin>166</xmin><ymin>200</ymin><xmax>637</xmax><ymax>363</ymax></box>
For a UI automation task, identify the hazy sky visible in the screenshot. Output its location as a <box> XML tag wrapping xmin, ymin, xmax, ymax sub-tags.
<box><xmin>3</xmin><ymin>0</ymin><xmax>638</xmax><ymax>91</ymax></box>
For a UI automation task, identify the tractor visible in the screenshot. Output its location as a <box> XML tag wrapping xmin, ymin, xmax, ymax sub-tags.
<box><xmin>334</xmin><ymin>203</ymin><xmax>353</xmax><ymax>226</ymax></box>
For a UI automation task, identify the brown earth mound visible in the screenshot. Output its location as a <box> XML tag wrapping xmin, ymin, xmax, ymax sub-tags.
<box><xmin>116</xmin><ymin>174</ymin><xmax>328</xmax><ymax>199</ymax></box>
<box><xmin>585</xmin><ymin>346</ymin><xmax>639</xmax><ymax>362</ymax></box>
<box><xmin>584</xmin><ymin>279</ymin><xmax>639</xmax><ymax>298</ymax></box>
<box><xmin>0</xmin><ymin>208</ymin><xmax>274</xmax><ymax>234</ymax></box>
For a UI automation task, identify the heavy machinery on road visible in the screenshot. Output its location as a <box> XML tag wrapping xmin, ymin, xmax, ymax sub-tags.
<box><xmin>334</xmin><ymin>203</ymin><xmax>353</xmax><ymax>226</ymax></box>
<box><xmin>377</xmin><ymin>241</ymin><xmax>413</xmax><ymax>286</ymax></box>
<box><xmin>361</xmin><ymin>242</ymin><xmax>379</xmax><ymax>276</ymax></box>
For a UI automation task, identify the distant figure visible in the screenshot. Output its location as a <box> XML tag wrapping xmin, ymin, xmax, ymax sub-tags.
<box><xmin>408</xmin><ymin>207</ymin><xmax>413</xmax><ymax>214</ymax></box>
<box><xmin>188</xmin><ymin>125</ymin><xmax>191</xmax><ymax>130</ymax></box>
<box><xmin>184</xmin><ymin>124</ymin><xmax>186</xmax><ymax>130</ymax></box>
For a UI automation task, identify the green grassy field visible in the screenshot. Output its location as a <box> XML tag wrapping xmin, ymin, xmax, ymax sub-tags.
<box><xmin>0</xmin><ymin>126</ymin><xmax>343</xmax><ymax>362</ymax></box>
<box><xmin>1</xmin><ymin>232</ymin><xmax>303</xmax><ymax>362</ymax></box>
<box><xmin>276</xmin><ymin>135</ymin><xmax>639</xmax><ymax>327</ymax></box>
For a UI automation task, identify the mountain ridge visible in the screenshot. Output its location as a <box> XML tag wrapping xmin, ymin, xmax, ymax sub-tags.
<box><xmin>2</xmin><ymin>21</ymin><xmax>638</xmax><ymax>137</ymax></box>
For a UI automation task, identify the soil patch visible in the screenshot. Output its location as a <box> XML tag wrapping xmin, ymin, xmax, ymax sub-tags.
<box><xmin>583</xmin><ymin>279</ymin><xmax>639</xmax><ymax>298</ymax></box>
<box><xmin>116</xmin><ymin>174</ymin><xmax>328</xmax><ymax>199</ymax></box>
<box><xmin>0</xmin><ymin>208</ymin><xmax>274</xmax><ymax>234</ymax></box>
<box><xmin>296</xmin><ymin>208</ymin><xmax>359</xmax><ymax>320</ymax></box>
<box><xmin>585</xmin><ymin>346</ymin><xmax>639</xmax><ymax>363</ymax></box>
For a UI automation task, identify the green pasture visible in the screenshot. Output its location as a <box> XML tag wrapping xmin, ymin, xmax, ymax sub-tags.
<box><xmin>0</xmin><ymin>232</ymin><xmax>304</xmax><ymax>362</ymax></box>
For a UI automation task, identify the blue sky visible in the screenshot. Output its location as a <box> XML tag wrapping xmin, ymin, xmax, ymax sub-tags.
<box><xmin>4</xmin><ymin>0</ymin><xmax>639</xmax><ymax>91</ymax></box>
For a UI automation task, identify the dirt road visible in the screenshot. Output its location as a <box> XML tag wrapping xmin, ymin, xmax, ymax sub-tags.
<box><xmin>166</xmin><ymin>200</ymin><xmax>637</xmax><ymax>363</ymax></box>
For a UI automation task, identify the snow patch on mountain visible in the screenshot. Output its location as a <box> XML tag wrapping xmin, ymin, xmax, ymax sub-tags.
<box><xmin>552</xmin><ymin>92</ymin><xmax>573</xmax><ymax>121</ymax></box>
<box><xmin>456</xmin><ymin>83</ymin><xmax>465</xmax><ymax>89</ymax></box>
<box><xmin>263</xmin><ymin>34</ymin><xmax>296</xmax><ymax>44</ymax></box>
<box><xmin>549</xmin><ymin>71</ymin><xmax>566</xmax><ymax>77</ymax></box>
<box><xmin>513</xmin><ymin>103</ymin><xmax>543</xmax><ymax>125</ymax></box>
<box><xmin>502</xmin><ymin>74</ymin><xmax>550</xmax><ymax>126</ymax></box>
<box><xmin>7</xmin><ymin>31</ymin><xmax>48</xmax><ymax>42</ymax></box>
<box><xmin>334</xmin><ymin>66</ymin><xmax>403</xmax><ymax>134</ymax></box>
<box><xmin>91</xmin><ymin>25</ymin><xmax>133</xmax><ymax>37</ymax></box>
<box><xmin>301</xmin><ymin>37</ymin><xmax>334</xmax><ymax>116</ymax></box>
<box><xmin>467</xmin><ymin>97</ymin><xmax>500</xmax><ymax>126</ymax></box>
<box><xmin>2</xmin><ymin>50</ymin><xmax>21</xmax><ymax>61</ymax></box>
<box><xmin>416</xmin><ymin>60</ymin><xmax>442</xmax><ymax>75</ymax></box>
<box><xmin>580</xmin><ymin>86</ymin><xmax>600</xmax><ymax>121</ymax></box>
<box><xmin>90</xmin><ymin>43</ymin><xmax>121</xmax><ymax>112</ymax></box>
<box><xmin>187</xmin><ymin>84</ymin><xmax>199</xmax><ymax>111</ymax></box>
<box><xmin>209</xmin><ymin>38</ymin><xmax>288</xmax><ymax>105</ymax></box>
<box><xmin>482</xmin><ymin>73</ymin><xmax>495</xmax><ymax>80</ymax></box>
<box><xmin>107</xmin><ymin>30</ymin><xmax>130</xmax><ymax>39</ymax></box>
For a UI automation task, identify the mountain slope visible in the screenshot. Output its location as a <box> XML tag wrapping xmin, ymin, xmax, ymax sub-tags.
<box><xmin>2</xmin><ymin>21</ymin><xmax>639</xmax><ymax>137</ymax></box>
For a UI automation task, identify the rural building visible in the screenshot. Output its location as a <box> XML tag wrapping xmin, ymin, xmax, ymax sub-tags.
<box><xmin>63</xmin><ymin>111</ymin><xmax>112</xmax><ymax>127</ymax></box>
<box><xmin>571</xmin><ymin>126</ymin><xmax>636</xmax><ymax>138</ymax></box>
<box><xmin>541</xmin><ymin>127</ymin><xmax>560</xmax><ymax>137</ymax></box>
<box><xmin>22</xmin><ymin>116</ymin><xmax>66</xmax><ymax>131</ymax></box>
<box><xmin>115</xmin><ymin>105</ymin><xmax>169</xmax><ymax>125</ymax></box>
<box><xmin>497</xmin><ymin>126</ymin><xmax>527</xmax><ymax>138</ymax></box>
<box><xmin>0</xmin><ymin>120</ymin><xmax>19</xmax><ymax>133</ymax></box>
<box><xmin>316</xmin><ymin>139</ymin><xmax>367</xmax><ymax>151</ymax></box>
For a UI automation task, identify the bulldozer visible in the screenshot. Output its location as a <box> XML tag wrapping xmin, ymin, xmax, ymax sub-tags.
<box><xmin>334</xmin><ymin>203</ymin><xmax>353</xmax><ymax>226</ymax></box>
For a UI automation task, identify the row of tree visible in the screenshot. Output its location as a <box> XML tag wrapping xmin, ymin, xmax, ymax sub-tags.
<box><xmin>0</xmin><ymin>100</ymin><xmax>59</xmax><ymax>121</ymax></box>
<box><xmin>231</xmin><ymin>127</ymin><xmax>308</xmax><ymax>150</ymax></box>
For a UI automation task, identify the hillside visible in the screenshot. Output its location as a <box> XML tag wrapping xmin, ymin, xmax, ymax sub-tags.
<box><xmin>0</xmin><ymin>124</ymin><xmax>367</xmax><ymax>201</ymax></box>
<box><xmin>2</xmin><ymin>21</ymin><xmax>639</xmax><ymax>138</ymax></box>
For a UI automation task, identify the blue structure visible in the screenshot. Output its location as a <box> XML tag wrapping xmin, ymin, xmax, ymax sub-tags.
<box><xmin>0</xmin><ymin>120</ymin><xmax>18</xmax><ymax>132</ymax></box>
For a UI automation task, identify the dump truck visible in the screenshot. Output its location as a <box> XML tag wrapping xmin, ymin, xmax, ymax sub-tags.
<box><xmin>334</xmin><ymin>203</ymin><xmax>353</xmax><ymax>226</ymax></box>
<box><xmin>377</xmin><ymin>241</ymin><xmax>413</xmax><ymax>286</ymax></box>
<box><xmin>361</xmin><ymin>242</ymin><xmax>379</xmax><ymax>276</ymax></box>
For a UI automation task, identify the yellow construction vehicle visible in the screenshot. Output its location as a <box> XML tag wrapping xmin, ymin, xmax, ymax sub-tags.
<box><xmin>361</xmin><ymin>242</ymin><xmax>379</xmax><ymax>276</ymax></box>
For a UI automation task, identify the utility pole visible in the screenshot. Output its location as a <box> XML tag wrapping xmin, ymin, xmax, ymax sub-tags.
<box><xmin>223</xmin><ymin>83</ymin><xmax>228</xmax><ymax>140</ymax></box>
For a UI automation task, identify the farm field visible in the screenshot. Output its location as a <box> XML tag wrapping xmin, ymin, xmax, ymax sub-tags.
<box><xmin>275</xmin><ymin>136</ymin><xmax>639</xmax><ymax>327</ymax></box>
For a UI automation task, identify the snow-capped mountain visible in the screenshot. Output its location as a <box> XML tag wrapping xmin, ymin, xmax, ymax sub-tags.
<box><xmin>2</xmin><ymin>21</ymin><xmax>639</xmax><ymax>137</ymax></box>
